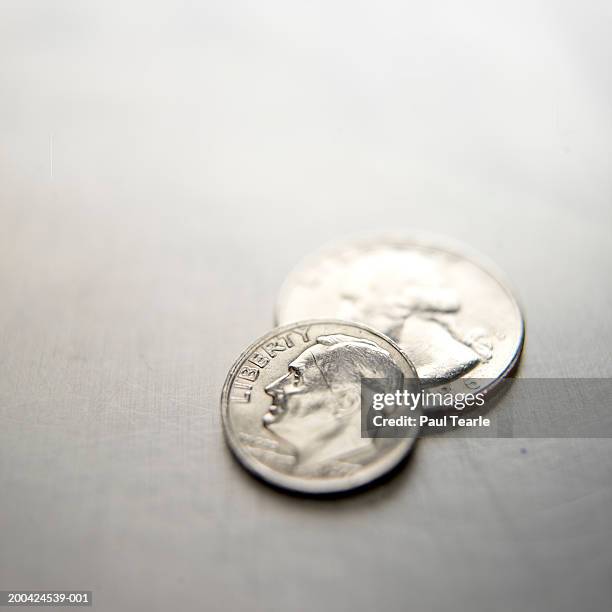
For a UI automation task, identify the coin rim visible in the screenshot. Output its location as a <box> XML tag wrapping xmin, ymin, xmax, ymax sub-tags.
<box><xmin>220</xmin><ymin>318</ymin><xmax>421</xmax><ymax>494</ymax></box>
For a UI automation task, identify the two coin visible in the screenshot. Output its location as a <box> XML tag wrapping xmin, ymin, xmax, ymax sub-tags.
<box><xmin>221</xmin><ymin>235</ymin><xmax>524</xmax><ymax>494</ymax></box>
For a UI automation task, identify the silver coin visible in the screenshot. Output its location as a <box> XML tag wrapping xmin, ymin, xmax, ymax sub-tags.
<box><xmin>221</xmin><ymin>320</ymin><xmax>420</xmax><ymax>494</ymax></box>
<box><xmin>276</xmin><ymin>235</ymin><xmax>524</xmax><ymax>400</ymax></box>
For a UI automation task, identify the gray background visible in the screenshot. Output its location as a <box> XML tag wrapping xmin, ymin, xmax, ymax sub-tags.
<box><xmin>1</xmin><ymin>1</ymin><xmax>611</xmax><ymax>611</ymax></box>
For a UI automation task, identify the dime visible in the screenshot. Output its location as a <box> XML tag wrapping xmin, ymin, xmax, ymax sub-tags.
<box><xmin>221</xmin><ymin>320</ymin><xmax>420</xmax><ymax>494</ymax></box>
<box><xmin>276</xmin><ymin>235</ymin><xmax>524</xmax><ymax>402</ymax></box>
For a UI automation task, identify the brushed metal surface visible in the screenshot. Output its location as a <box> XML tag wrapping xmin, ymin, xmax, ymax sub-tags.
<box><xmin>0</xmin><ymin>2</ymin><xmax>611</xmax><ymax>611</ymax></box>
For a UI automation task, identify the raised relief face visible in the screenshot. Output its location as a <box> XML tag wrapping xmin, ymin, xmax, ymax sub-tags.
<box><xmin>263</xmin><ymin>334</ymin><xmax>404</xmax><ymax>474</ymax></box>
<box><xmin>336</xmin><ymin>249</ymin><xmax>492</xmax><ymax>383</ymax></box>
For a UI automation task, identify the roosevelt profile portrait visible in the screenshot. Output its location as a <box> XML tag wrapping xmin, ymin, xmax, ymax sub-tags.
<box><xmin>263</xmin><ymin>334</ymin><xmax>406</xmax><ymax>476</ymax></box>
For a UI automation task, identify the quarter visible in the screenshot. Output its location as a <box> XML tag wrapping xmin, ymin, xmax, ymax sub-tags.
<box><xmin>276</xmin><ymin>235</ymin><xmax>524</xmax><ymax>402</ymax></box>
